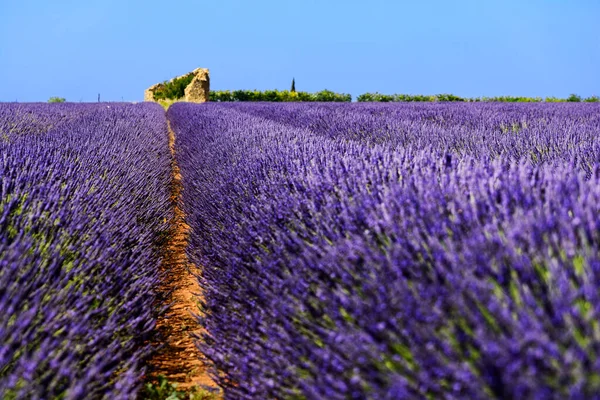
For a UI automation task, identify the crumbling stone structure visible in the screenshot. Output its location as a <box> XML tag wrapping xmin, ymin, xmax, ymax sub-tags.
<box><xmin>144</xmin><ymin>83</ymin><xmax>166</xmax><ymax>102</ymax></box>
<box><xmin>184</xmin><ymin>68</ymin><xmax>210</xmax><ymax>103</ymax></box>
<box><xmin>144</xmin><ymin>68</ymin><xmax>210</xmax><ymax>103</ymax></box>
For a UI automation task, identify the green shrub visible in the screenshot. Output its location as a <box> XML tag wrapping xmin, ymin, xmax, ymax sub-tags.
<box><xmin>436</xmin><ymin>93</ymin><xmax>465</xmax><ymax>102</ymax></box>
<box><xmin>478</xmin><ymin>96</ymin><xmax>543</xmax><ymax>102</ymax></box>
<box><xmin>357</xmin><ymin>93</ymin><xmax>591</xmax><ymax>103</ymax></box>
<box><xmin>357</xmin><ymin>93</ymin><xmax>451</xmax><ymax>102</ymax></box>
<box><xmin>48</xmin><ymin>97</ymin><xmax>66</xmax><ymax>103</ymax></box>
<box><xmin>356</xmin><ymin>93</ymin><xmax>435</xmax><ymax>102</ymax></box>
<box><xmin>152</xmin><ymin>74</ymin><xmax>196</xmax><ymax>101</ymax></box>
<box><xmin>209</xmin><ymin>89</ymin><xmax>351</xmax><ymax>102</ymax></box>
<box><xmin>356</xmin><ymin>93</ymin><xmax>374</xmax><ymax>102</ymax></box>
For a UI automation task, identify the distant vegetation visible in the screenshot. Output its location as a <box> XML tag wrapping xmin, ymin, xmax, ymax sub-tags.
<box><xmin>44</xmin><ymin>92</ymin><xmax>600</xmax><ymax>104</ymax></box>
<box><xmin>152</xmin><ymin>74</ymin><xmax>196</xmax><ymax>101</ymax></box>
<box><xmin>356</xmin><ymin>93</ymin><xmax>600</xmax><ymax>102</ymax></box>
<box><xmin>210</xmin><ymin>89</ymin><xmax>351</xmax><ymax>102</ymax></box>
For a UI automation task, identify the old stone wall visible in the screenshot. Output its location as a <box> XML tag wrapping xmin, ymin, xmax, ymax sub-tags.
<box><xmin>144</xmin><ymin>83</ymin><xmax>166</xmax><ymax>102</ymax></box>
<box><xmin>184</xmin><ymin>68</ymin><xmax>210</xmax><ymax>103</ymax></box>
<box><xmin>144</xmin><ymin>68</ymin><xmax>210</xmax><ymax>103</ymax></box>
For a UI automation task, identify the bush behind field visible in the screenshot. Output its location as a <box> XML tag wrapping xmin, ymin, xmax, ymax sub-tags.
<box><xmin>210</xmin><ymin>89</ymin><xmax>351</xmax><ymax>102</ymax></box>
<box><xmin>357</xmin><ymin>92</ymin><xmax>600</xmax><ymax>102</ymax></box>
<box><xmin>152</xmin><ymin>74</ymin><xmax>196</xmax><ymax>101</ymax></box>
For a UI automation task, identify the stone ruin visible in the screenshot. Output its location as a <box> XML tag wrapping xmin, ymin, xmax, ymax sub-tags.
<box><xmin>143</xmin><ymin>83</ymin><xmax>165</xmax><ymax>102</ymax></box>
<box><xmin>144</xmin><ymin>68</ymin><xmax>210</xmax><ymax>103</ymax></box>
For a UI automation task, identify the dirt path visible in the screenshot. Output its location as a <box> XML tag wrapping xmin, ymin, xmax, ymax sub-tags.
<box><xmin>145</xmin><ymin>121</ymin><xmax>220</xmax><ymax>396</ymax></box>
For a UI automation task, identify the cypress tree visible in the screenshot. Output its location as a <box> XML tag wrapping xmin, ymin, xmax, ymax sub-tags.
<box><xmin>291</xmin><ymin>78</ymin><xmax>296</xmax><ymax>92</ymax></box>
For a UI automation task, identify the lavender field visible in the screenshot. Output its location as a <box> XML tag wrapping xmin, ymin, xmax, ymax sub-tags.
<box><xmin>171</xmin><ymin>102</ymin><xmax>600</xmax><ymax>399</ymax></box>
<box><xmin>3</xmin><ymin>101</ymin><xmax>600</xmax><ymax>399</ymax></box>
<box><xmin>1</xmin><ymin>103</ymin><xmax>171</xmax><ymax>398</ymax></box>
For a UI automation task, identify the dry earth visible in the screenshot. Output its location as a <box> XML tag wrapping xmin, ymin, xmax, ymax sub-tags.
<box><xmin>144</xmin><ymin>121</ymin><xmax>220</xmax><ymax>397</ymax></box>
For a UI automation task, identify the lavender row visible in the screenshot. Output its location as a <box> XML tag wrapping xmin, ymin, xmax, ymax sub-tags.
<box><xmin>172</xmin><ymin>102</ymin><xmax>600</xmax><ymax>399</ymax></box>
<box><xmin>0</xmin><ymin>103</ymin><xmax>171</xmax><ymax>399</ymax></box>
<box><xmin>0</xmin><ymin>103</ymin><xmax>97</xmax><ymax>138</ymax></box>
<box><xmin>230</xmin><ymin>102</ymin><xmax>600</xmax><ymax>173</ymax></box>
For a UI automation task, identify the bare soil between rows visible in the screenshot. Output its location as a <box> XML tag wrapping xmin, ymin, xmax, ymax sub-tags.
<box><xmin>144</xmin><ymin>121</ymin><xmax>220</xmax><ymax>395</ymax></box>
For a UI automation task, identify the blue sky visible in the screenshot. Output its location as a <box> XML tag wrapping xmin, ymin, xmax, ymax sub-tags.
<box><xmin>1</xmin><ymin>0</ymin><xmax>598</xmax><ymax>102</ymax></box>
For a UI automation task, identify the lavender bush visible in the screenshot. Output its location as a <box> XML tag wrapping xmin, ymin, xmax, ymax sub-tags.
<box><xmin>0</xmin><ymin>103</ymin><xmax>171</xmax><ymax>398</ymax></box>
<box><xmin>171</xmin><ymin>102</ymin><xmax>600</xmax><ymax>399</ymax></box>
